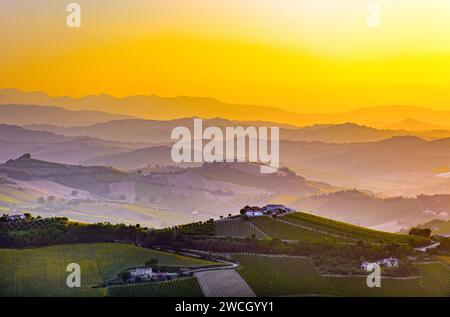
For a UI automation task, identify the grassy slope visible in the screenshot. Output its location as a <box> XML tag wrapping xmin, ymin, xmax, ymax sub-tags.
<box><xmin>283</xmin><ymin>212</ymin><xmax>427</xmax><ymax>244</ymax></box>
<box><xmin>234</xmin><ymin>254</ymin><xmax>450</xmax><ymax>297</ymax></box>
<box><xmin>249</xmin><ymin>216</ymin><xmax>349</xmax><ymax>242</ymax></box>
<box><xmin>326</xmin><ymin>263</ymin><xmax>450</xmax><ymax>297</ymax></box>
<box><xmin>214</xmin><ymin>218</ymin><xmax>267</xmax><ymax>239</ymax></box>
<box><xmin>0</xmin><ymin>243</ymin><xmax>217</xmax><ymax>297</ymax></box>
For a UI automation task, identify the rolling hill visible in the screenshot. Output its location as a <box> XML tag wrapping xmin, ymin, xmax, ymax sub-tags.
<box><xmin>0</xmin><ymin>103</ymin><xmax>134</xmax><ymax>127</ymax></box>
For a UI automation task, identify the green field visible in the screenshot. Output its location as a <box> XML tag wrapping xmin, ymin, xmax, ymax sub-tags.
<box><xmin>234</xmin><ymin>254</ymin><xmax>336</xmax><ymax>296</ymax></box>
<box><xmin>326</xmin><ymin>262</ymin><xmax>450</xmax><ymax>297</ymax></box>
<box><xmin>108</xmin><ymin>277</ymin><xmax>203</xmax><ymax>297</ymax></box>
<box><xmin>0</xmin><ymin>243</ymin><xmax>218</xmax><ymax>297</ymax></box>
<box><xmin>283</xmin><ymin>212</ymin><xmax>427</xmax><ymax>244</ymax></box>
<box><xmin>234</xmin><ymin>254</ymin><xmax>449</xmax><ymax>297</ymax></box>
<box><xmin>214</xmin><ymin>218</ymin><xmax>266</xmax><ymax>239</ymax></box>
<box><xmin>250</xmin><ymin>216</ymin><xmax>346</xmax><ymax>242</ymax></box>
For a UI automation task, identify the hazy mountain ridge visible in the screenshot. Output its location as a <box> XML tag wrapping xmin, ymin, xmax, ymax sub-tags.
<box><xmin>4</xmin><ymin>88</ymin><xmax>450</xmax><ymax>128</ymax></box>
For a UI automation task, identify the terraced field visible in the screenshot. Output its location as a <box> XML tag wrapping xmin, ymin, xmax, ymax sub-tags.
<box><xmin>282</xmin><ymin>212</ymin><xmax>426</xmax><ymax>244</ymax></box>
<box><xmin>0</xmin><ymin>243</ymin><xmax>218</xmax><ymax>297</ymax></box>
<box><xmin>108</xmin><ymin>277</ymin><xmax>203</xmax><ymax>297</ymax></box>
<box><xmin>214</xmin><ymin>218</ymin><xmax>266</xmax><ymax>239</ymax></box>
<box><xmin>250</xmin><ymin>216</ymin><xmax>346</xmax><ymax>242</ymax></box>
<box><xmin>234</xmin><ymin>254</ymin><xmax>336</xmax><ymax>296</ymax></box>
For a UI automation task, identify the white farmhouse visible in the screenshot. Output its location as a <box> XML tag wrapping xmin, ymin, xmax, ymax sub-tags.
<box><xmin>130</xmin><ymin>267</ymin><xmax>153</xmax><ymax>279</ymax></box>
<box><xmin>378</xmin><ymin>257</ymin><xmax>399</xmax><ymax>267</ymax></box>
<box><xmin>245</xmin><ymin>211</ymin><xmax>264</xmax><ymax>217</ymax></box>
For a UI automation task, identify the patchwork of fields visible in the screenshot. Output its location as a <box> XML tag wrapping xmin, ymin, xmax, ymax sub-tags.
<box><xmin>234</xmin><ymin>254</ymin><xmax>450</xmax><ymax>297</ymax></box>
<box><xmin>0</xmin><ymin>243</ymin><xmax>218</xmax><ymax>297</ymax></box>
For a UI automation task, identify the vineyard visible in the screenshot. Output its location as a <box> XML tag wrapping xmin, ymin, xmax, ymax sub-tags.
<box><xmin>249</xmin><ymin>216</ymin><xmax>342</xmax><ymax>242</ymax></box>
<box><xmin>108</xmin><ymin>277</ymin><xmax>203</xmax><ymax>297</ymax></box>
<box><xmin>234</xmin><ymin>254</ymin><xmax>336</xmax><ymax>296</ymax></box>
<box><xmin>195</xmin><ymin>269</ymin><xmax>256</xmax><ymax>297</ymax></box>
<box><xmin>326</xmin><ymin>262</ymin><xmax>450</xmax><ymax>297</ymax></box>
<box><xmin>282</xmin><ymin>212</ymin><xmax>426</xmax><ymax>244</ymax></box>
<box><xmin>0</xmin><ymin>243</ymin><xmax>218</xmax><ymax>297</ymax></box>
<box><xmin>214</xmin><ymin>218</ymin><xmax>266</xmax><ymax>239</ymax></box>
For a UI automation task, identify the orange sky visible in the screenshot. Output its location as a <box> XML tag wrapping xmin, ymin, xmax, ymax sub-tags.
<box><xmin>2</xmin><ymin>0</ymin><xmax>450</xmax><ymax>113</ymax></box>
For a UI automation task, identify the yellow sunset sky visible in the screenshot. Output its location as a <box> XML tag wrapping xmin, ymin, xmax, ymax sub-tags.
<box><xmin>2</xmin><ymin>0</ymin><xmax>450</xmax><ymax>113</ymax></box>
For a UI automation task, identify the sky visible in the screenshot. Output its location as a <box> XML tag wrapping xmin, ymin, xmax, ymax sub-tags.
<box><xmin>2</xmin><ymin>0</ymin><xmax>450</xmax><ymax>113</ymax></box>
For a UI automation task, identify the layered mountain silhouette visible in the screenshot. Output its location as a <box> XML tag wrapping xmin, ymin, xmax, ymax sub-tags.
<box><xmin>4</xmin><ymin>88</ymin><xmax>450</xmax><ymax>128</ymax></box>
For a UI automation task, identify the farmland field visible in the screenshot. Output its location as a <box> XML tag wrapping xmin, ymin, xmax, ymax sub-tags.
<box><xmin>0</xmin><ymin>243</ymin><xmax>218</xmax><ymax>297</ymax></box>
<box><xmin>108</xmin><ymin>277</ymin><xmax>203</xmax><ymax>297</ymax></box>
<box><xmin>282</xmin><ymin>212</ymin><xmax>426</xmax><ymax>244</ymax></box>
<box><xmin>234</xmin><ymin>254</ymin><xmax>336</xmax><ymax>296</ymax></box>
<box><xmin>249</xmin><ymin>216</ymin><xmax>344</xmax><ymax>242</ymax></box>
<box><xmin>214</xmin><ymin>218</ymin><xmax>267</xmax><ymax>239</ymax></box>
<box><xmin>195</xmin><ymin>269</ymin><xmax>256</xmax><ymax>297</ymax></box>
<box><xmin>326</xmin><ymin>262</ymin><xmax>450</xmax><ymax>297</ymax></box>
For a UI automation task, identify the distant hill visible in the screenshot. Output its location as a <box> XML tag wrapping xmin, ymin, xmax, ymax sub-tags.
<box><xmin>0</xmin><ymin>103</ymin><xmax>134</xmax><ymax>127</ymax></box>
<box><xmin>4</xmin><ymin>88</ymin><xmax>450</xmax><ymax>128</ymax></box>
<box><xmin>386</xmin><ymin>118</ymin><xmax>449</xmax><ymax>131</ymax></box>
<box><xmin>24</xmin><ymin>118</ymin><xmax>450</xmax><ymax>144</ymax></box>
<box><xmin>399</xmin><ymin>219</ymin><xmax>450</xmax><ymax>236</ymax></box>
<box><xmin>292</xmin><ymin>190</ymin><xmax>450</xmax><ymax>231</ymax></box>
<box><xmin>280</xmin><ymin>136</ymin><xmax>450</xmax><ymax>196</ymax></box>
<box><xmin>0</xmin><ymin>124</ymin><xmax>144</xmax><ymax>164</ymax></box>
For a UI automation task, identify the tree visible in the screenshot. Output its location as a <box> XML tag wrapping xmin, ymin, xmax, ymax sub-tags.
<box><xmin>145</xmin><ymin>258</ymin><xmax>159</xmax><ymax>266</ymax></box>
<box><xmin>119</xmin><ymin>271</ymin><xmax>131</xmax><ymax>282</ymax></box>
<box><xmin>24</xmin><ymin>213</ymin><xmax>32</xmax><ymax>220</ymax></box>
<box><xmin>408</xmin><ymin>228</ymin><xmax>431</xmax><ymax>238</ymax></box>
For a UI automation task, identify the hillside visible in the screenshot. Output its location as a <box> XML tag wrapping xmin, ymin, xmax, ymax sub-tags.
<box><xmin>0</xmin><ymin>243</ymin><xmax>217</xmax><ymax>297</ymax></box>
<box><xmin>0</xmin><ymin>124</ymin><xmax>145</xmax><ymax>164</ymax></box>
<box><xmin>280</xmin><ymin>137</ymin><xmax>450</xmax><ymax>196</ymax></box>
<box><xmin>290</xmin><ymin>190</ymin><xmax>450</xmax><ymax>231</ymax></box>
<box><xmin>0</xmin><ymin>103</ymin><xmax>134</xmax><ymax>127</ymax></box>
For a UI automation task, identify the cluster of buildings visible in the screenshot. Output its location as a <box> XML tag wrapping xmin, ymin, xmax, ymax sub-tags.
<box><xmin>360</xmin><ymin>257</ymin><xmax>399</xmax><ymax>270</ymax></box>
<box><xmin>241</xmin><ymin>204</ymin><xmax>295</xmax><ymax>217</ymax></box>
<box><xmin>124</xmin><ymin>266</ymin><xmax>192</xmax><ymax>283</ymax></box>
<box><xmin>1</xmin><ymin>214</ymin><xmax>26</xmax><ymax>222</ymax></box>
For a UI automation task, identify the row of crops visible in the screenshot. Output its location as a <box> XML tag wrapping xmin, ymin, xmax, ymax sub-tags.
<box><xmin>234</xmin><ymin>254</ymin><xmax>336</xmax><ymax>296</ymax></box>
<box><xmin>234</xmin><ymin>254</ymin><xmax>450</xmax><ymax>297</ymax></box>
<box><xmin>283</xmin><ymin>212</ymin><xmax>426</xmax><ymax>244</ymax></box>
<box><xmin>214</xmin><ymin>218</ymin><xmax>267</xmax><ymax>239</ymax></box>
<box><xmin>108</xmin><ymin>277</ymin><xmax>204</xmax><ymax>297</ymax></box>
<box><xmin>249</xmin><ymin>216</ymin><xmax>343</xmax><ymax>242</ymax></box>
